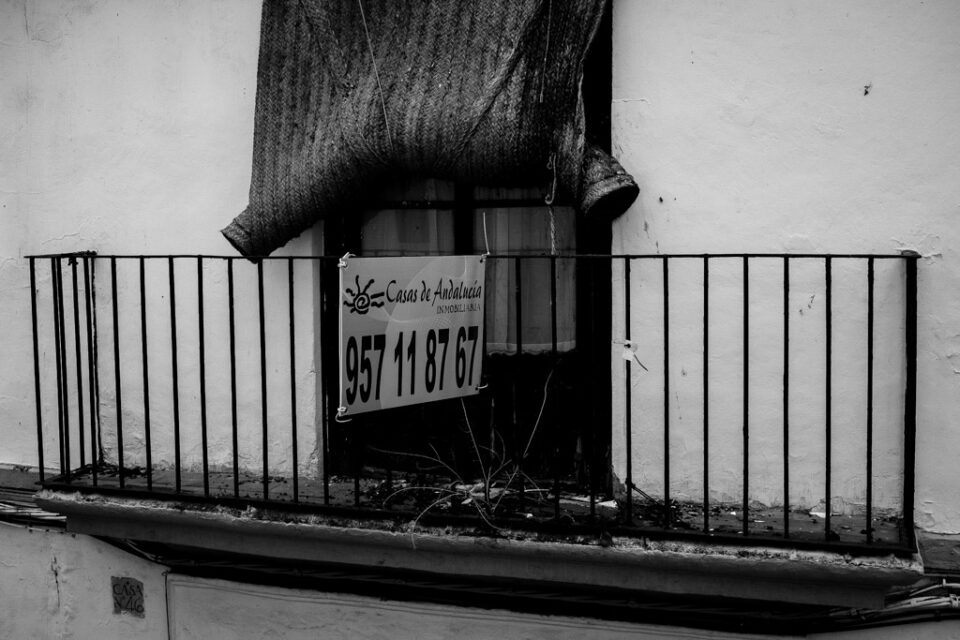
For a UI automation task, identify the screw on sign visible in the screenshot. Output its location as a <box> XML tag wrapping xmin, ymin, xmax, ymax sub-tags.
<box><xmin>111</xmin><ymin>576</ymin><xmax>145</xmax><ymax>617</ymax></box>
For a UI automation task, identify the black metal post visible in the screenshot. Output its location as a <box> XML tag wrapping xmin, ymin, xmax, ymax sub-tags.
<box><xmin>551</xmin><ymin>255</ymin><xmax>560</xmax><ymax>520</ymax></box>
<box><xmin>742</xmin><ymin>257</ymin><xmax>749</xmax><ymax>536</ymax></box>
<box><xmin>110</xmin><ymin>258</ymin><xmax>123</xmax><ymax>488</ymax></box>
<box><xmin>227</xmin><ymin>259</ymin><xmax>239</xmax><ymax>498</ymax></box>
<box><xmin>168</xmin><ymin>257</ymin><xmax>181</xmax><ymax>493</ymax></box>
<box><xmin>514</xmin><ymin>257</ymin><xmax>524</xmax><ymax>507</ymax></box>
<box><xmin>70</xmin><ymin>259</ymin><xmax>85</xmax><ymax>467</ymax></box>
<box><xmin>866</xmin><ymin>258</ymin><xmax>874</xmax><ymax>543</ymax></box>
<box><xmin>289</xmin><ymin>258</ymin><xmax>299</xmax><ymax>503</ymax></box>
<box><xmin>624</xmin><ymin>257</ymin><xmax>632</xmax><ymax>525</ymax></box>
<box><xmin>825</xmin><ymin>257</ymin><xmax>833</xmax><ymax>539</ymax></box>
<box><xmin>83</xmin><ymin>257</ymin><xmax>98</xmax><ymax>485</ymax></box>
<box><xmin>783</xmin><ymin>257</ymin><xmax>790</xmax><ymax>538</ymax></box>
<box><xmin>55</xmin><ymin>259</ymin><xmax>70</xmax><ymax>476</ymax></box>
<box><xmin>902</xmin><ymin>252</ymin><xmax>919</xmax><ymax>549</ymax></box>
<box><xmin>50</xmin><ymin>260</ymin><xmax>64</xmax><ymax>474</ymax></box>
<box><xmin>198</xmin><ymin>257</ymin><xmax>209</xmax><ymax>496</ymax></box>
<box><xmin>663</xmin><ymin>256</ymin><xmax>670</xmax><ymax>527</ymax></box>
<box><xmin>702</xmin><ymin>256</ymin><xmax>709</xmax><ymax>533</ymax></box>
<box><xmin>258</xmin><ymin>261</ymin><xmax>269</xmax><ymax>501</ymax></box>
<box><xmin>320</xmin><ymin>259</ymin><xmax>331</xmax><ymax>506</ymax></box>
<box><xmin>139</xmin><ymin>258</ymin><xmax>153</xmax><ymax>491</ymax></box>
<box><xmin>30</xmin><ymin>259</ymin><xmax>45</xmax><ymax>484</ymax></box>
<box><xmin>352</xmin><ymin>428</ymin><xmax>361</xmax><ymax>508</ymax></box>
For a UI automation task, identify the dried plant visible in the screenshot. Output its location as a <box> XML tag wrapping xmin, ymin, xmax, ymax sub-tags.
<box><xmin>374</xmin><ymin>368</ymin><xmax>556</xmax><ymax>529</ymax></box>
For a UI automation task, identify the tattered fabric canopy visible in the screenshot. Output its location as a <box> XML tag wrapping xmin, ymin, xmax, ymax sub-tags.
<box><xmin>223</xmin><ymin>0</ymin><xmax>638</xmax><ymax>257</ymax></box>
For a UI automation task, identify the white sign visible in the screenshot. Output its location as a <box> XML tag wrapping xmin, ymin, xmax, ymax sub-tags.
<box><xmin>338</xmin><ymin>255</ymin><xmax>485</xmax><ymax>416</ymax></box>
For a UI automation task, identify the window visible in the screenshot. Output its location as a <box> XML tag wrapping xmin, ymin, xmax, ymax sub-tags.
<box><xmin>320</xmin><ymin>178</ymin><xmax>602</xmax><ymax>505</ymax></box>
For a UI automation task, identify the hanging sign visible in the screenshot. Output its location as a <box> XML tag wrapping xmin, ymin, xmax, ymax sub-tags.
<box><xmin>338</xmin><ymin>255</ymin><xmax>485</xmax><ymax>416</ymax></box>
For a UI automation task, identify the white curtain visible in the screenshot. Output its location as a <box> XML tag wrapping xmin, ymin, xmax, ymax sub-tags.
<box><xmin>360</xmin><ymin>179</ymin><xmax>456</xmax><ymax>256</ymax></box>
<box><xmin>360</xmin><ymin>181</ymin><xmax>576</xmax><ymax>354</ymax></box>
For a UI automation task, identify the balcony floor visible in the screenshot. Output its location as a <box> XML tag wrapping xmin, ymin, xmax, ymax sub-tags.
<box><xmin>44</xmin><ymin>463</ymin><xmax>906</xmax><ymax>553</ymax></box>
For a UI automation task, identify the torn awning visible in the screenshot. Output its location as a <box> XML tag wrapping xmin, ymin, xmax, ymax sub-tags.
<box><xmin>223</xmin><ymin>0</ymin><xmax>638</xmax><ymax>257</ymax></box>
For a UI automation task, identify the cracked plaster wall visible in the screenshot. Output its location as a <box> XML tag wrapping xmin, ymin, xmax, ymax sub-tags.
<box><xmin>611</xmin><ymin>0</ymin><xmax>960</xmax><ymax>532</ymax></box>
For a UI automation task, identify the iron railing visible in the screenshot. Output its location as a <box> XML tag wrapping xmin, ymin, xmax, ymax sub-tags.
<box><xmin>28</xmin><ymin>251</ymin><xmax>918</xmax><ymax>555</ymax></box>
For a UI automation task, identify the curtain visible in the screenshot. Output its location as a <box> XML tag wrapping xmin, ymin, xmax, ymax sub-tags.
<box><xmin>222</xmin><ymin>0</ymin><xmax>639</xmax><ymax>258</ymax></box>
<box><xmin>360</xmin><ymin>182</ymin><xmax>575</xmax><ymax>354</ymax></box>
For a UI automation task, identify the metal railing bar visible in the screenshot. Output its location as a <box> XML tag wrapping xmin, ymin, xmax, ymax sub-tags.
<box><xmin>198</xmin><ymin>257</ymin><xmax>210</xmax><ymax>497</ymax></box>
<box><xmin>903</xmin><ymin>253</ymin><xmax>919</xmax><ymax>549</ymax></box>
<box><xmin>49</xmin><ymin>260</ymin><xmax>63</xmax><ymax>475</ymax></box>
<box><xmin>227</xmin><ymin>260</ymin><xmax>240</xmax><ymax>499</ymax></box>
<box><xmin>825</xmin><ymin>257</ymin><xmax>833</xmax><ymax>540</ymax></box>
<box><xmin>70</xmin><ymin>258</ymin><xmax>86</xmax><ymax>467</ymax></box>
<box><xmin>83</xmin><ymin>257</ymin><xmax>98</xmax><ymax>485</ymax></box>
<box><xmin>258</xmin><ymin>262</ymin><xmax>269</xmax><ymax>501</ymax></box>
<box><xmin>782</xmin><ymin>258</ymin><xmax>790</xmax><ymax>539</ymax></box>
<box><xmin>514</xmin><ymin>256</ymin><xmax>524</xmax><ymax>507</ymax></box>
<box><xmin>550</xmin><ymin>255</ymin><xmax>560</xmax><ymax>521</ymax></box>
<box><xmin>320</xmin><ymin>259</ymin><xmax>331</xmax><ymax>506</ymax></box>
<box><xmin>54</xmin><ymin>258</ymin><xmax>69</xmax><ymax>476</ymax></box>
<box><xmin>139</xmin><ymin>258</ymin><xmax>153</xmax><ymax>491</ymax></box>
<box><xmin>662</xmin><ymin>256</ymin><xmax>670</xmax><ymax>528</ymax></box>
<box><xmin>110</xmin><ymin>258</ymin><xmax>124</xmax><ymax>488</ymax></box>
<box><xmin>480</xmin><ymin>257</ymin><xmax>491</xmax><ymax>473</ymax></box>
<box><xmin>353</xmin><ymin>426</ymin><xmax>362</xmax><ymax>508</ymax></box>
<box><xmin>289</xmin><ymin>258</ymin><xmax>299</xmax><ymax>503</ymax></box>
<box><xmin>29</xmin><ymin>258</ymin><xmax>45</xmax><ymax>484</ymax></box>
<box><xmin>866</xmin><ymin>258</ymin><xmax>874</xmax><ymax>543</ymax></box>
<box><xmin>585</xmin><ymin>256</ymin><xmax>596</xmax><ymax>521</ymax></box>
<box><xmin>25</xmin><ymin>252</ymin><xmax>916</xmax><ymax>261</ymax></box>
<box><xmin>624</xmin><ymin>257</ymin><xmax>633</xmax><ymax>526</ymax></box>
<box><xmin>742</xmin><ymin>257</ymin><xmax>749</xmax><ymax>537</ymax></box>
<box><xmin>702</xmin><ymin>257</ymin><xmax>709</xmax><ymax>533</ymax></box>
<box><xmin>168</xmin><ymin>257</ymin><xmax>181</xmax><ymax>493</ymax></box>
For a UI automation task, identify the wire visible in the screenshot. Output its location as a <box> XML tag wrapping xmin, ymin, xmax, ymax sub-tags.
<box><xmin>356</xmin><ymin>0</ymin><xmax>394</xmax><ymax>152</ymax></box>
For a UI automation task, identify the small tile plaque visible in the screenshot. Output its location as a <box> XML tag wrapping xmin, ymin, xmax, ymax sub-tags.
<box><xmin>111</xmin><ymin>576</ymin><xmax>144</xmax><ymax>617</ymax></box>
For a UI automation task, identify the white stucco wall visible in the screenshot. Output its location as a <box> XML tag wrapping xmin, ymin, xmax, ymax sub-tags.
<box><xmin>0</xmin><ymin>524</ymin><xmax>168</xmax><ymax>639</ymax></box>
<box><xmin>165</xmin><ymin>575</ymin><xmax>773</xmax><ymax>640</ymax></box>
<box><xmin>1</xmin><ymin>0</ymin><xmax>321</xmax><ymax>480</ymax></box>
<box><xmin>612</xmin><ymin>0</ymin><xmax>960</xmax><ymax>532</ymax></box>
<box><xmin>165</xmin><ymin>574</ymin><xmax>960</xmax><ymax>640</ymax></box>
<box><xmin>3</xmin><ymin>0</ymin><xmax>959</xmax><ymax>533</ymax></box>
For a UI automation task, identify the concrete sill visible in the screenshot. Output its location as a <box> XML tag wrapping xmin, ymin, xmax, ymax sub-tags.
<box><xmin>36</xmin><ymin>491</ymin><xmax>922</xmax><ymax>609</ymax></box>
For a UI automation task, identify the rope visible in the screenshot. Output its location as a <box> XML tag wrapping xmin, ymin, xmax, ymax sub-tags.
<box><xmin>482</xmin><ymin>211</ymin><xmax>491</xmax><ymax>256</ymax></box>
<box><xmin>546</xmin><ymin>152</ymin><xmax>558</xmax><ymax>255</ymax></box>
<box><xmin>539</xmin><ymin>0</ymin><xmax>553</xmax><ymax>103</ymax></box>
<box><xmin>549</xmin><ymin>207</ymin><xmax>557</xmax><ymax>256</ymax></box>
<box><xmin>356</xmin><ymin>0</ymin><xmax>394</xmax><ymax>152</ymax></box>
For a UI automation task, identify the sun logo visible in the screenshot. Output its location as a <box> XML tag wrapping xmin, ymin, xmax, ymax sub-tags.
<box><xmin>343</xmin><ymin>275</ymin><xmax>385</xmax><ymax>315</ymax></box>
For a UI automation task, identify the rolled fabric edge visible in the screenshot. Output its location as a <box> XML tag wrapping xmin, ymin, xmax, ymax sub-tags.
<box><xmin>579</xmin><ymin>144</ymin><xmax>640</xmax><ymax>222</ymax></box>
<box><xmin>222</xmin><ymin>211</ymin><xmax>273</xmax><ymax>260</ymax></box>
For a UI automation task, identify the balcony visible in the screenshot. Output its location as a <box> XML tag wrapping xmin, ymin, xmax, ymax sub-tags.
<box><xmin>27</xmin><ymin>251</ymin><xmax>918</xmax><ymax>559</ymax></box>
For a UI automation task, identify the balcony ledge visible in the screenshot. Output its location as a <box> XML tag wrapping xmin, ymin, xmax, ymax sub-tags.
<box><xmin>36</xmin><ymin>490</ymin><xmax>922</xmax><ymax>610</ymax></box>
